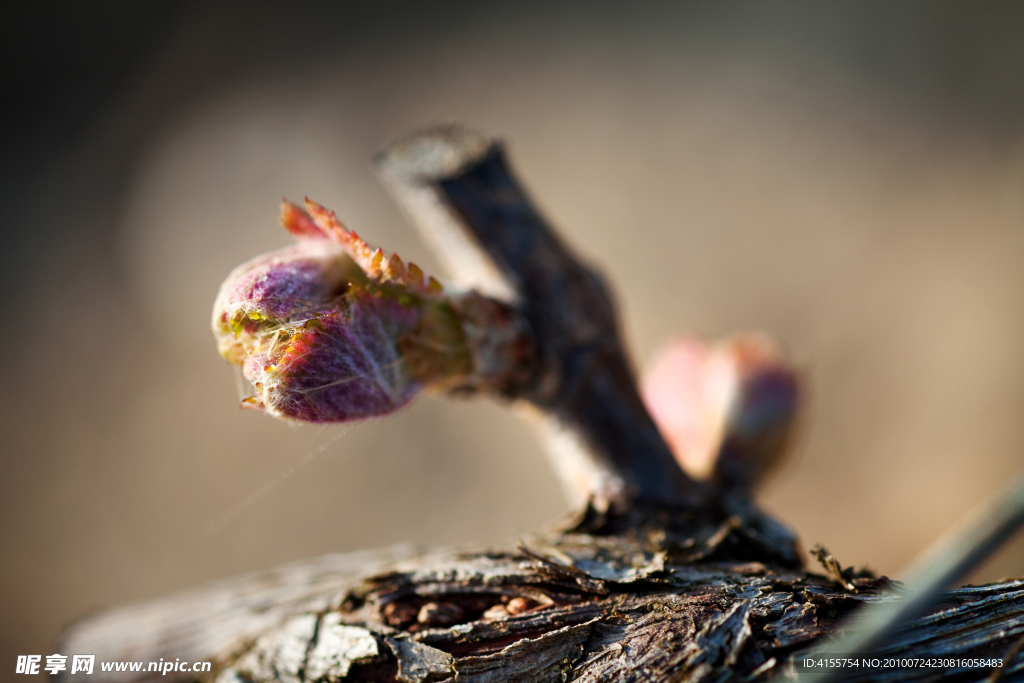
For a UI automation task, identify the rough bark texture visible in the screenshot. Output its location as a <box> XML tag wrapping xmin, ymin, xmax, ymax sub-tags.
<box><xmin>56</xmin><ymin>127</ymin><xmax>1024</xmax><ymax>682</ymax></box>
<box><xmin>56</xmin><ymin>535</ymin><xmax>1024</xmax><ymax>683</ymax></box>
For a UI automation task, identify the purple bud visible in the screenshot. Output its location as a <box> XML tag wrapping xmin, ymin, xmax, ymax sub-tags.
<box><xmin>213</xmin><ymin>199</ymin><xmax>531</xmax><ymax>423</ymax></box>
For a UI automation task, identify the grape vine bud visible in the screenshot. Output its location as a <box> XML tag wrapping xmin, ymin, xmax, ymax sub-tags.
<box><xmin>212</xmin><ymin>198</ymin><xmax>533</xmax><ymax>423</ymax></box>
<box><xmin>640</xmin><ymin>334</ymin><xmax>800</xmax><ymax>489</ymax></box>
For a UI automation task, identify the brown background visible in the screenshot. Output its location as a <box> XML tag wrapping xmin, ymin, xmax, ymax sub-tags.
<box><xmin>3</xmin><ymin>1</ymin><xmax>1024</xmax><ymax>670</ymax></box>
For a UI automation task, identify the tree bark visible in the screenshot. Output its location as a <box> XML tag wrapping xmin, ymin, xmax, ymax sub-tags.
<box><xmin>56</xmin><ymin>128</ymin><xmax>1024</xmax><ymax>683</ymax></box>
<box><xmin>54</xmin><ymin>538</ymin><xmax>1024</xmax><ymax>683</ymax></box>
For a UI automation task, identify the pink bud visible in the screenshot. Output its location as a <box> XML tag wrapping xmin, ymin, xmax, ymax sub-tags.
<box><xmin>212</xmin><ymin>200</ymin><xmax>530</xmax><ymax>423</ymax></box>
<box><xmin>641</xmin><ymin>334</ymin><xmax>800</xmax><ymax>488</ymax></box>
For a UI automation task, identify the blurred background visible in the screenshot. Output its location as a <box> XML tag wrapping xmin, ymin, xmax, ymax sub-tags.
<box><xmin>3</xmin><ymin>0</ymin><xmax>1024</xmax><ymax>666</ymax></box>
